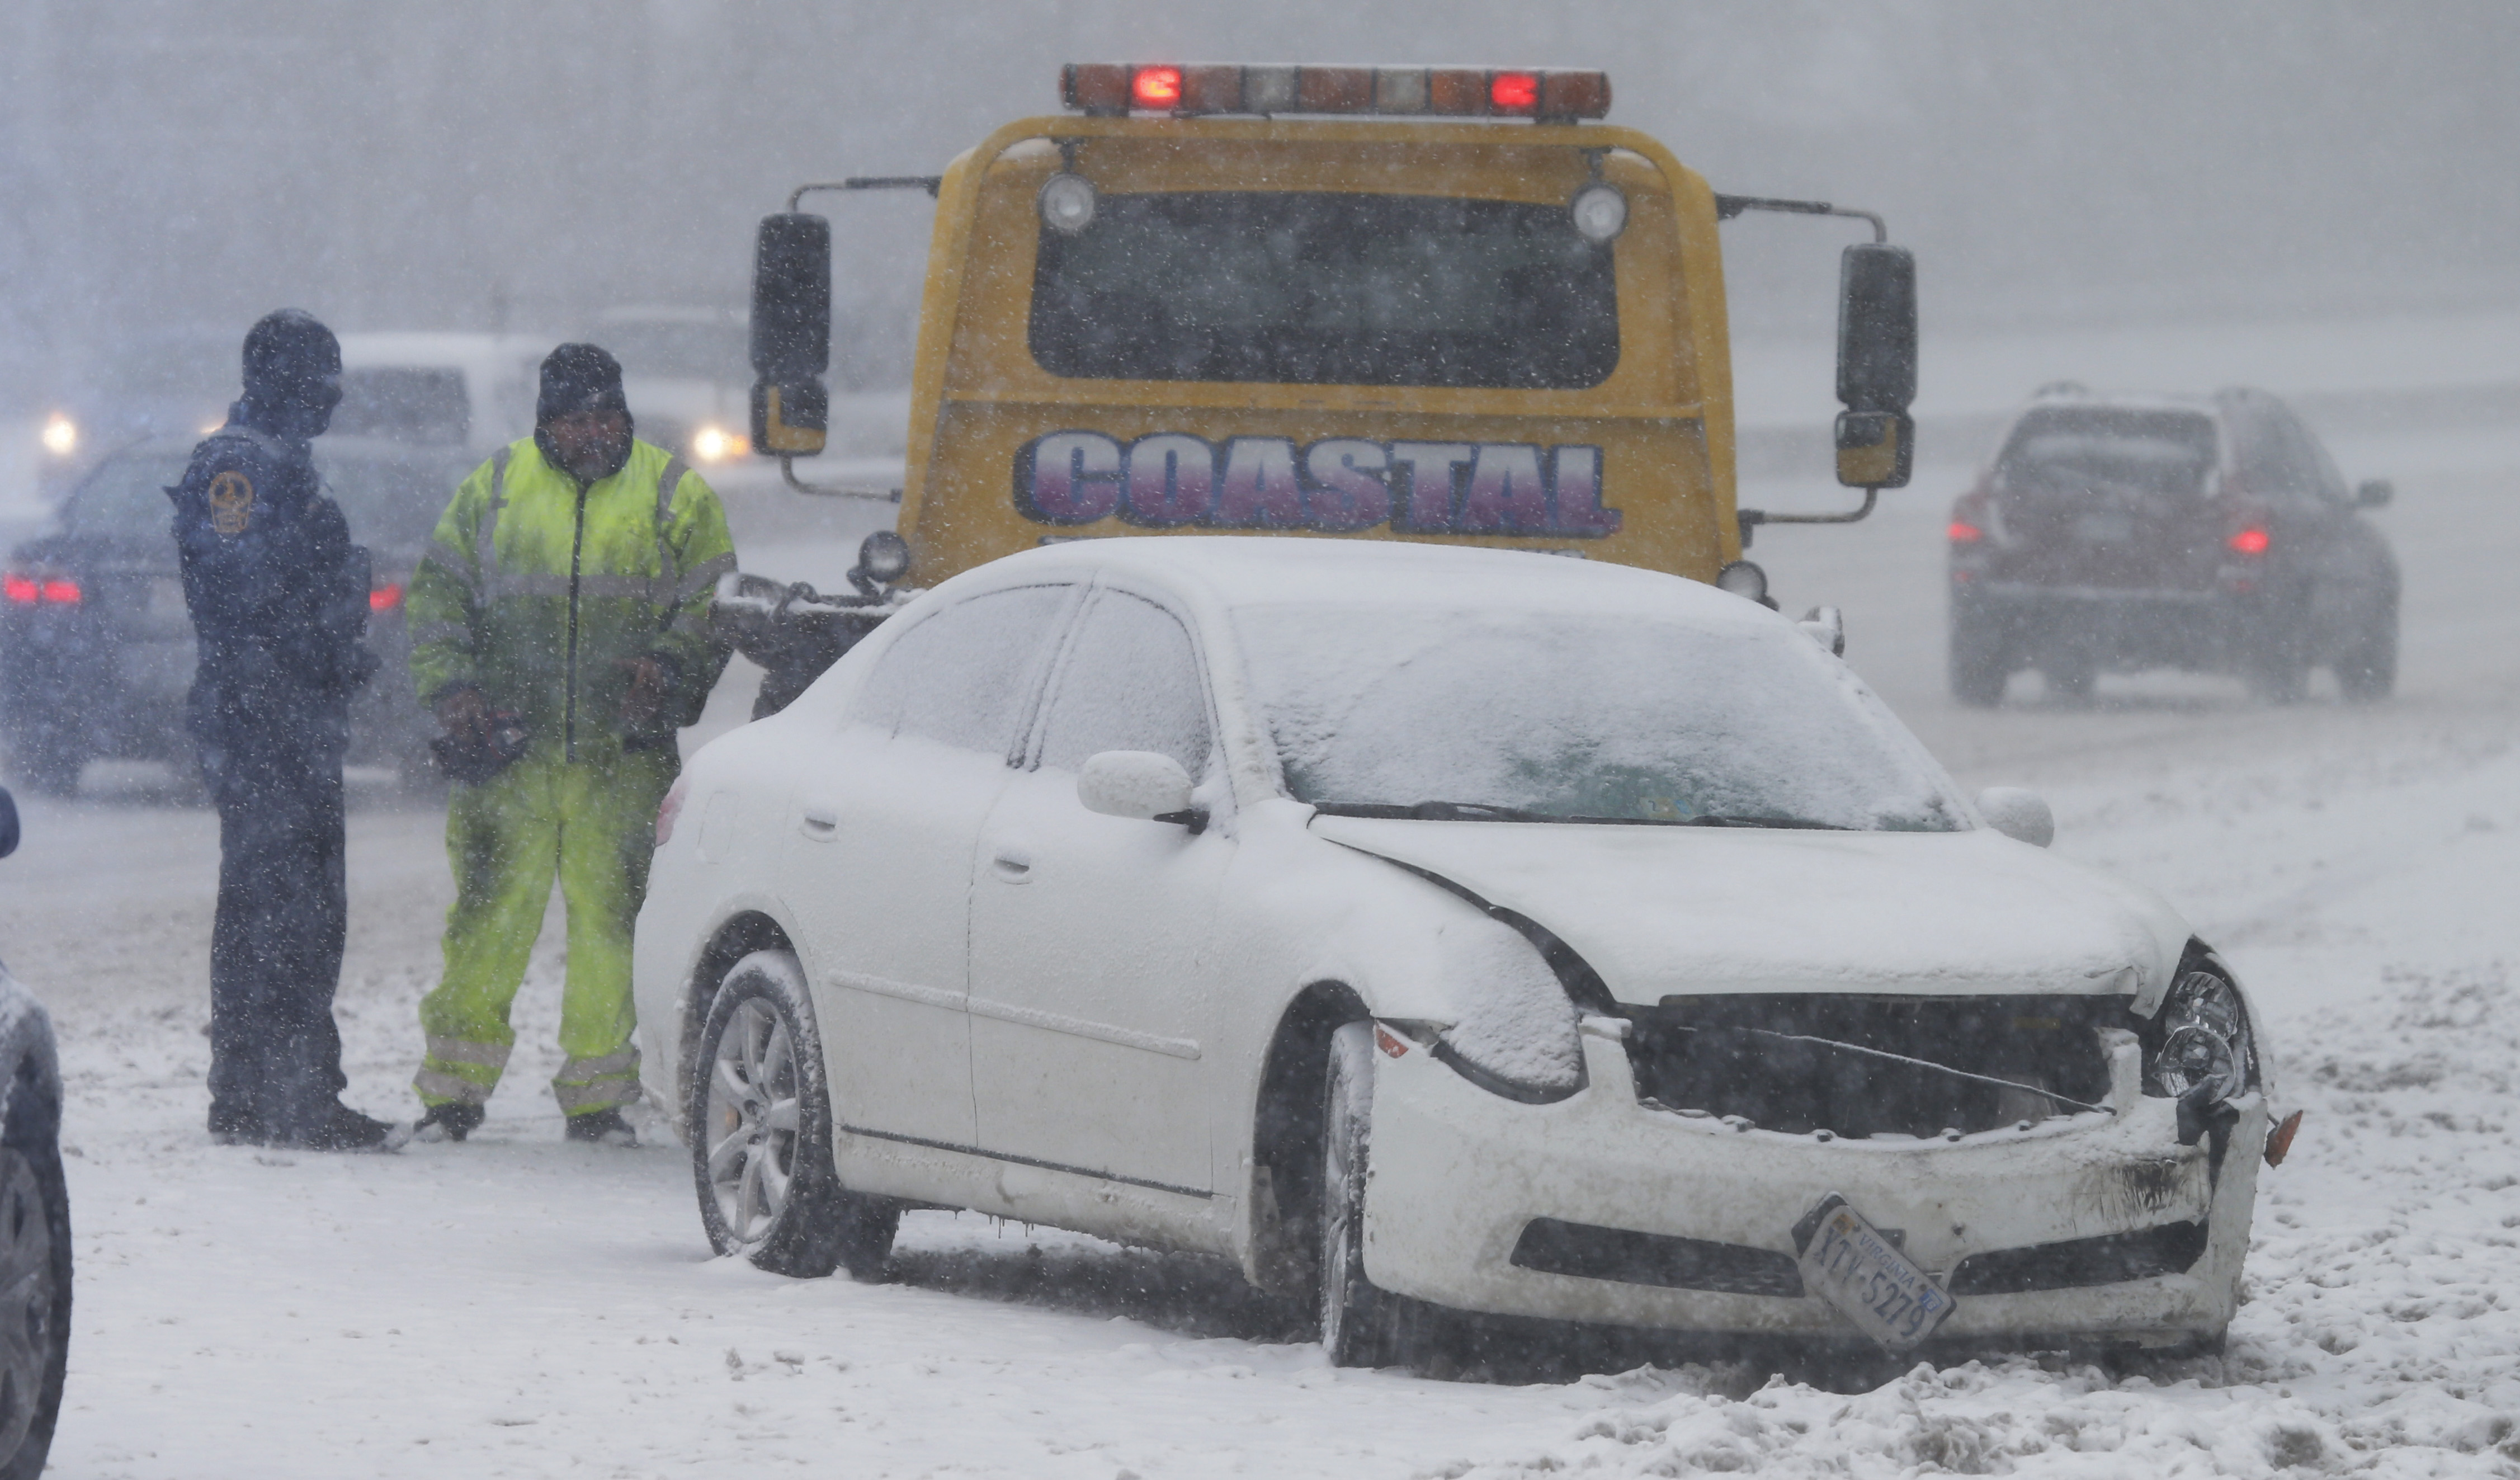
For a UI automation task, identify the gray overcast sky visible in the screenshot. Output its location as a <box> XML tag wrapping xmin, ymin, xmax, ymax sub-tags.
<box><xmin>2</xmin><ymin>1</ymin><xmax>2512</xmax><ymax>402</ymax></box>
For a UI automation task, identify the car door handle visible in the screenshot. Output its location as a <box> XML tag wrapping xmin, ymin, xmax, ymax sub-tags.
<box><xmin>797</xmin><ymin>801</ymin><xmax>841</xmax><ymax>840</ymax></box>
<box><xmin>989</xmin><ymin>844</ymin><xmax>1033</xmax><ymax>882</ymax></box>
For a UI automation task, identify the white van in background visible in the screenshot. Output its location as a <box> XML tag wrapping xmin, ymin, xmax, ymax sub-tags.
<box><xmin>591</xmin><ymin>307</ymin><xmax>752</xmax><ymax>472</ymax></box>
<box><xmin>334</xmin><ymin>332</ymin><xmax>556</xmax><ymax>459</ymax></box>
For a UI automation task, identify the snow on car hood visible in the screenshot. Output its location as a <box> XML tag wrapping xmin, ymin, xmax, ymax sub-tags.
<box><xmin>1309</xmin><ymin>815</ymin><xmax>2192</xmax><ymax>1003</ymax></box>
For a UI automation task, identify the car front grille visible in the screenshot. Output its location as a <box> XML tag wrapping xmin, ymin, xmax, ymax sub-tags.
<box><xmin>1624</xmin><ymin>993</ymin><xmax>2126</xmax><ymax>1140</ymax></box>
<box><xmin>1947</xmin><ymin>1220</ymin><xmax>2208</xmax><ymax>1296</ymax></box>
<box><xmin>1509</xmin><ymin>1217</ymin><xmax>1804</xmax><ymax>1298</ymax></box>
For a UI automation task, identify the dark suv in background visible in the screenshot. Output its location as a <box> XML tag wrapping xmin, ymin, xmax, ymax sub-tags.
<box><xmin>1946</xmin><ymin>387</ymin><xmax>2398</xmax><ymax>705</ymax></box>
<box><xmin>0</xmin><ymin>436</ymin><xmax>462</xmax><ymax>794</ymax></box>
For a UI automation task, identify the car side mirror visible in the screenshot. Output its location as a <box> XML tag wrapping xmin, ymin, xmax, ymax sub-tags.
<box><xmin>2354</xmin><ymin>478</ymin><xmax>2394</xmax><ymax>510</ymax></box>
<box><xmin>0</xmin><ymin>786</ymin><xmax>17</xmax><ymax>859</ymax></box>
<box><xmin>1835</xmin><ymin>242</ymin><xmax>1916</xmax><ymax>490</ymax></box>
<box><xmin>1977</xmin><ymin>786</ymin><xmax>2054</xmax><ymax>848</ymax></box>
<box><xmin>749</xmin><ymin>213</ymin><xmax>832</xmax><ymax>458</ymax></box>
<box><xmin>1077</xmin><ymin>751</ymin><xmax>1205</xmax><ymax>832</ymax></box>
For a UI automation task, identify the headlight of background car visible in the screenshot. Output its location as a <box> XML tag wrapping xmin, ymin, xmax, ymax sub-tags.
<box><xmin>2149</xmin><ymin>968</ymin><xmax>2257</xmax><ymax>1100</ymax></box>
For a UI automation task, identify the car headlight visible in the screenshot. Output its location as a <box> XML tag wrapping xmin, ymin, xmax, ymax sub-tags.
<box><xmin>1423</xmin><ymin>919</ymin><xmax>1585</xmax><ymax>1104</ymax></box>
<box><xmin>2149</xmin><ymin>968</ymin><xmax>2255</xmax><ymax>1100</ymax></box>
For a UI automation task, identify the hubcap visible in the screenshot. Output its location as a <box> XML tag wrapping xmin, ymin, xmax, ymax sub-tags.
<box><xmin>0</xmin><ymin>1151</ymin><xmax>55</xmax><ymax>1458</ymax></box>
<box><xmin>705</xmin><ymin>999</ymin><xmax>803</xmax><ymax>1245</ymax></box>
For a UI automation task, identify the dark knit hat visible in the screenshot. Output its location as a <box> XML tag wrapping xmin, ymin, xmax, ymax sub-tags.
<box><xmin>537</xmin><ymin>343</ymin><xmax>629</xmax><ymax>425</ymax></box>
<box><xmin>241</xmin><ymin>309</ymin><xmax>341</xmax><ymax>401</ymax></box>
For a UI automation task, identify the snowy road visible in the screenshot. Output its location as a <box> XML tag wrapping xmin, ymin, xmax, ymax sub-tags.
<box><xmin>13</xmin><ymin>408</ymin><xmax>2520</xmax><ymax>1476</ymax></box>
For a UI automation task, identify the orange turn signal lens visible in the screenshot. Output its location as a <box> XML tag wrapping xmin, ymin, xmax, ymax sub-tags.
<box><xmin>2264</xmin><ymin>1108</ymin><xmax>2304</xmax><ymax>1166</ymax></box>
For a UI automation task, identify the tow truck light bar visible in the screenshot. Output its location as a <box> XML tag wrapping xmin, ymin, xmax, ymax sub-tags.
<box><xmin>1063</xmin><ymin>63</ymin><xmax>1611</xmax><ymax>121</ymax></box>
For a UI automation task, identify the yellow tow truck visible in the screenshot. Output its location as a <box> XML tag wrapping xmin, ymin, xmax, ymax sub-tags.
<box><xmin>720</xmin><ymin>61</ymin><xmax>1916</xmax><ymax>707</ymax></box>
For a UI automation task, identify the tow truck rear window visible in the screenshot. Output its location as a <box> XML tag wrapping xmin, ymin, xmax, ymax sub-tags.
<box><xmin>1030</xmin><ymin>192</ymin><xmax>1618</xmax><ymax>390</ymax></box>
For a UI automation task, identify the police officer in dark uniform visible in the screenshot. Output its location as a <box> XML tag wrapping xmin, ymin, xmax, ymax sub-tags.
<box><xmin>169</xmin><ymin>309</ymin><xmax>397</xmax><ymax>1152</ymax></box>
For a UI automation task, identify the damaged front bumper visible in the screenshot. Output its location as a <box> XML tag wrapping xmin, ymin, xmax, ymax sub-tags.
<box><xmin>1361</xmin><ymin>1018</ymin><xmax>2264</xmax><ymax>1346</ymax></box>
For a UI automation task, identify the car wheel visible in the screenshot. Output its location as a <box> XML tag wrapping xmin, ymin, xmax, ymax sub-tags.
<box><xmin>2041</xmin><ymin>652</ymin><xmax>2094</xmax><ymax>702</ymax></box>
<box><xmin>2334</xmin><ymin>599</ymin><xmax>2398</xmax><ymax>703</ymax></box>
<box><xmin>0</xmin><ymin>1138</ymin><xmax>70</xmax><ymax>1480</ymax></box>
<box><xmin>1320</xmin><ymin>1021</ymin><xmax>1415</xmax><ymax>1368</ymax></box>
<box><xmin>1948</xmin><ymin>618</ymin><xmax>2009</xmax><ymax>707</ymax></box>
<box><xmin>2244</xmin><ymin>652</ymin><xmax>2309</xmax><ymax>704</ymax></box>
<box><xmin>690</xmin><ymin>950</ymin><xmax>897</xmax><ymax>1280</ymax></box>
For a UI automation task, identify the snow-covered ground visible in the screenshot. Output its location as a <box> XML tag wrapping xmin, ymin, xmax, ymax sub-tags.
<box><xmin>11</xmin><ymin>357</ymin><xmax>2520</xmax><ymax>1474</ymax></box>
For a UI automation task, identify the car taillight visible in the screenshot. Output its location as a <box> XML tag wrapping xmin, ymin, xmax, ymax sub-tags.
<box><xmin>370</xmin><ymin>583</ymin><xmax>404</xmax><ymax>611</ymax></box>
<box><xmin>3</xmin><ymin>573</ymin><xmax>78</xmax><ymax>605</ymax></box>
<box><xmin>655</xmin><ymin>777</ymin><xmax>689</xmax><ymax>848</ymax></box>
<box><xmin>1947</xmin><ymin>520</ymin><xmax>1985</xmax><ymax>544</ymax></box>
<box><xmin>2228</xmin><ymin>527</ymin><xmax>2271</xmax><ymax>555</ymax></box>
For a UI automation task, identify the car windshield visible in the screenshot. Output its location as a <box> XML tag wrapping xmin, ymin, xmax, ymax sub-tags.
<box><xmin>1234</xmin><ymin>605</ymin><xmax>1967</xmax><ymax>831</ymax></box>
<box><xmin>1030</xmin><ymin>192</ymin><xmax>1619</xmax><ymax>390</ymax></box>
<box><xmin>1997</xmin><ymin>407</ymin><xmax>2218</xmax><ymax>502</ymax></box>
<box><xmin>67</xmin><ymin>444</ymin><xmax>461</xmax><ymax>551</ymax></box>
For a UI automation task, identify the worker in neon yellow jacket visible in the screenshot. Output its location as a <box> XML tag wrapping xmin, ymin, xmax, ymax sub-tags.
<box><xmin>404</xmin><ymin>344</ymin><xmax>735</xmax><ymax>1145</ymax></box>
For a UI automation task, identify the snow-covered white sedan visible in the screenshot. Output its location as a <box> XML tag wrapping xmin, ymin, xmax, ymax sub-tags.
<box><xmin>634</xmin><ymin>538</ymin><xmax>2288</xmax><ymax>1363</ymax></box>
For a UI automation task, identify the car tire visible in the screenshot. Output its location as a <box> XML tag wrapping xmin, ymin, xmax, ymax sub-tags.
<box><xmin>2334</xmin><ymin>599</ymin><xmax>2399</xmax><ymax>703</ymax></box>
<box><xmin>0</xmin><ymin>1135</ymin><xmax>70</xmax><ymax>1480</ymax></box>
<box><xmin>2041</xmin><ymin>652</ymin><xmax>2094</xmax><ymax>702</ymax></box>
<box><xmin>690</xmin><ymin>950</ymin><xmax>897</xmax><ymax>1281</ymax></box>
<box><xmin>1948</xmin><ymin>618</ymin><xmax>2009</xmax><ymax>708</ymax></box>
<box><xmin>1320</xmin><ymin>1021</ymin><xmax>1417</xmax><ymax>1368</ymax></box>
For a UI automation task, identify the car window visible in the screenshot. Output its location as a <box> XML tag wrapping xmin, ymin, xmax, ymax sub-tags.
<box><xmin>1035</xmin><ymin>591</ymin><xmax>1211</xmax><ymax>777</ymax></box>
<box><xmin>65</xmin><ymin>452</ymin><xmax>192</xmax><ymax>536</ymax></box>
<box><xmin>2236</xmin><ymin>409</ymin><xmax>2344</xmax><ymax>505</ymax></box>
<box><xmin>1993</xmin><ymin>407</ymin><xmax>2217</xmax><ymax>505</ymax></box>
<box><xmin>852</xmin><ymin>584</ymin><xmax>1073</xmax><ymax>755</ymax></box>
<box><xmin>1030</xmin><ymin>192</ymin><xmax>1618</xmax><ymax>390</ymax></box>
<box><xmin>1236</xmin><ymin>604</ymin><xmax>1967</xmax><ymax>832</ymax></box>
<box><xmin>334</xmin><ymin>367</ymin><xmax>470</xmax><ymax>444</ymax></box>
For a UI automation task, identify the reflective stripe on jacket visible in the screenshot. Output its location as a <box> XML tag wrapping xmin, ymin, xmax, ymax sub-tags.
<box><xmin>407</xmin><ymin>437</ymin><xmax>736</xmax><ymax>758</ymax></box>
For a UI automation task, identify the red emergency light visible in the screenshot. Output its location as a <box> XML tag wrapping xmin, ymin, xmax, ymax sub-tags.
<box><xmin>2227</xmin><ymin>527</ymin><xmax>2271</xmax><ymax>555</ymax></box>
<box><xmin>1946</xmin><ymin>520</ymin><xmax>1985</xmax><ymax>544</ymax></box>
<box><xmin>1062</xmin><ymin>63</ymin><xmax>1611</xmax><ymax>121</ymax></box>
<box><xmin>1131</xmin><ymin>65</ymin><xmax>1182</xmax><ymax>109</ymax></box>
<box><xmin>370</xmin><ymin>582</ymin><xmax>404</xmax><ymax>612</ymax></box>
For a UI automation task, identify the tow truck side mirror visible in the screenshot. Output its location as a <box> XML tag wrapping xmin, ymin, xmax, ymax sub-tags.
<box><xmin>2354</xmin><ymin>478</ymin><xmax>2394</xmax><ymax>509</ymax></box>
<box><xmin>751</xmin><ymin>213</ymin><xmax>832</xmax><ymax>458</ymax></box>
<box><xmin>1835</xmin><ymin>243</ymin><xmax>1916</xmax><ymax>490</ymax></box>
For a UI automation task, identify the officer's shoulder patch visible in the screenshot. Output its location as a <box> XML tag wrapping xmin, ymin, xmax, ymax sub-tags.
<box><xmin>207</xmin><ymin>469</ymin><xmax>256</xmax><ymax>536</ymax></box>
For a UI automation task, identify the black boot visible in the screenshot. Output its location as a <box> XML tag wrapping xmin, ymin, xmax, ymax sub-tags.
<box><xmin>563</xmin><ymin>1108</ymin><xmax>636</xmax><ymax>1147</ymax></box>
<box><xmin>413</xmin><ymin>1101</ymin><xmax>484</xmax><ymax>1144</ymax></box>
<box><xmin>285</xmin><ymin>1101</ymin><xmax>403</xmax><ymax>1153</ymax></box>
<box><xmin>207</xmin><ymin>1100</ymin><xmax>268</xmax><ymax>1147</ymax></box>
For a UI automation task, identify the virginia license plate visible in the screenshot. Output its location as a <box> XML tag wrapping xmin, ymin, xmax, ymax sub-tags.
<box><xmin>1792</xmin><ymin>1193</ymin><xmax>1956</xmax><ymax>1354</ymax></box>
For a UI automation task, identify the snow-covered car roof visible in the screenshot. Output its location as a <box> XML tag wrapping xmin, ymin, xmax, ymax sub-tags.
<box><xmin>973</xmin><ymin>535</ymin><xmax>1777</xmax><ymax>626</ymax></box>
